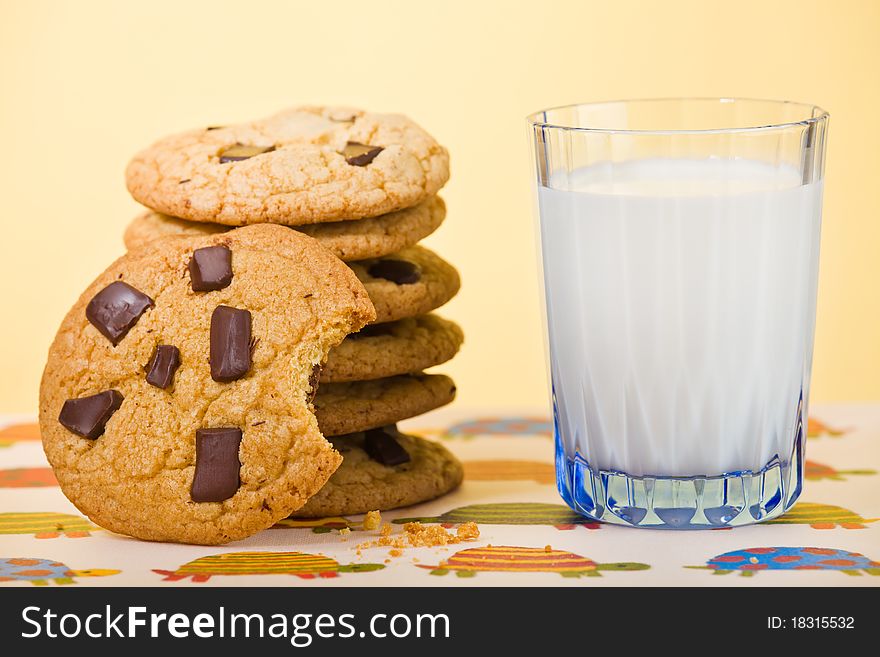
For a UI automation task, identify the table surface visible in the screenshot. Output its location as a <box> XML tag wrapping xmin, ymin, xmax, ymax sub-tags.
<box><xmin>0</xmin><ymin>404</ymin><xmax>878</xmax><ymax>587</ymax></box>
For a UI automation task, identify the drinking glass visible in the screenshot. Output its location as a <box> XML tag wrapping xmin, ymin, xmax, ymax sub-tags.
<box><xmin>528</xmin><ymin>98</ymin><xmax>828</xmax><ymax>528</ymax></box>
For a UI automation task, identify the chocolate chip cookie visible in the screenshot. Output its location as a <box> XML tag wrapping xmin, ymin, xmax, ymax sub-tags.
<box><xmin>322</xmin><ymin>314</ymin><xmax>463</xmax><ymax>383</ymax></box>
<box><xmin>314</xmin><ymin>374</ymin><xmax>456</xmax><ymax>437</ymax></box>
<box><xmin>352</xmin><ymin>246</ymin><xmax>460</xmax><ymax>323</ymax></box>
<box><xmin>39</xmin><ymin>225</ymin><xmax>375</xmax><ymax>545</ymax></box>
<box><xmin>123</xmin><ymin>196</ymin><xmax>446</xmax><ymax>262</ymax></box>
<box><xmin>292</xmin><ymin>426</ymin><xmax>463</xmax><ymax>517</ymax></box>
<box><xmin>125</xmin><ymin>106</ymin><xmax>449</xmax><ymax>226</ymax></box>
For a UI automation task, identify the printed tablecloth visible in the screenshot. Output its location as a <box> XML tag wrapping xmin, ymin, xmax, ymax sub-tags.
<box><xmin>0</xmin><ymin>404</ymin><xmax>878</xmax><ymax>587</ymax></box>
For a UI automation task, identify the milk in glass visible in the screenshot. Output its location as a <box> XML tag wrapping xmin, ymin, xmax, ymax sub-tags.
<box><xmin>538</xmin><ymin>158</ymin><xmax>823</xmax><ymax>477</ymax></box>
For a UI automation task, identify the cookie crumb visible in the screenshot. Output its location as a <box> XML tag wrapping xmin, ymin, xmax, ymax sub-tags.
<box><xmin>456</xmin><ymin>522</ymin><xmax>480</xmax><ymax>540</ymax></box>
<box><xmin>355</xmin><ymin>521</ymin><xmax>480</xmax><ymax>553</ymax></box>
<box><xmin>363</xmin><ymin>510</ymin><xmax>382</xmax><ymax>530</ymax></box>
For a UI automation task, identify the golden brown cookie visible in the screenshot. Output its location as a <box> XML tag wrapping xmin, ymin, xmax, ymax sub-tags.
<box><xmin>292</xmin><ymin>426</ymin><xmax>463</xmax><ymax>518</ymax></box>
<box><xmin>322</xmin><ymin>314</ymin><xmax>463</xmax><ymax>383</ymax></box>
<box><xmin>123</xmin><ymin>196</ymin><xmax>446</xmax><ymax>262</ymax></box>
<box><xmin>125</xmin><ymin>106</ymin><xmax>449</xmax><ymax>226</ymax></box>
<box><xmin>314</xmin><ymin>374</ymin><xmax>456</xmax><ymax>437</ymax></box>
<box><xmin>352</xmin><ymin>246</ymin><xmax>460</xmax><ymax>323</ymax></box>
<box><xmin>39</xmin><ymin>225</ymin><xmax>375</xmax><ymax>545</ymax></box>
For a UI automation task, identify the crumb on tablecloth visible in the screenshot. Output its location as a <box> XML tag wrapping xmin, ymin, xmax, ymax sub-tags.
<box><xmin>363</xmin><ymin>510</ymin><xmax>382</xmax><ymax>531</ymax></box>
<box><xmin>356</xmin><ymin>521</ymin><xmax>480</xmax><ymax>556</ymax></box>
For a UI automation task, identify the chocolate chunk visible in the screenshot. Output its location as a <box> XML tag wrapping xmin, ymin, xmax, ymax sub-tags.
<box><xmin>364</xmin><ymin>425</ymin><xmax>411</xmax><ymax>466</ymax></box>
<box><xmin>367</xmin><ymin>259</ymin><xmax>420</xmax><ymax>284</ymax></box>
<box><xmin>307</xmin><ymin>364</ymin><xmax>322</xmax><ymax>404</ymax></box>
<box><xmin>219</xmin><ymin>143</ymin><xmax>275</xmax><ymax>163</ymax></box>
<box><xmin>206</xmin><ymin>126</ymin><xmax>224</xmax><ymax>131</ymax></box>
<box><xmin>189</xmin><ymin>245</ymin><xmax>233</xmax><ymax>292</ymax></box>
<box><xmin>178</xmin><ymin>179</ymin><xmax>191</xmax><ymax>184</ymax></box>
<box><xmin>210</xmin><ymin>306</ymin><xmax>252</xmax><ymax>382</ymax></box>
<box><xmin>58</xmin><ymin>390</ymin><xmax>124</xmax><ymax>439</ymax></box>
<box><xmin>349</xmin><ymin>323</ymin><xmax>395</xmax><ymax>339</ymax></box>
<box><xmin>86</xmin><ymin>281</ymin><xmax>154</xmax><ymax>346</ymax></box>
<box><xmin>191</xmin><ymin>427</ymin><xmax>242</xmax><ymax>502</ymax></box>
<box><xmin>145</xmin><ymin>345</ymin><xmax>181</xmax><ymax>389</ymax></box>
<box><xmin>330</xmin><ymin>431</ymin><xmax>364</xmax><ymax>453</ymax></box>
<box><xmin>341</xmin><ymin>141</ymin><xmax>383</xmax><ymax>166</ymax></box>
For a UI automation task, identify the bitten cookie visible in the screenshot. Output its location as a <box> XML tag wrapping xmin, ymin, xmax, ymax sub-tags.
<box><xmin>125</xmin><ymin>106</ymin><xmax>450</xmax><ymax>225</ymax></box>
<box><xmin>352</xmin><ymin>246</ymin><xmax>460</xmax><ymax>323</ymax></box>
<box><xmin>313</xmin><ymin>374</ymin><xmax>456</xmax><ymax>437</ymax></box>
<box><xmin>39</xmin><ymin>225</ymin><xmax>375</xmax><ymax>545</ymax></box>
<box><xmin>292</xmin><ymin>426</ymin><xmax>463</xmax><ymax>518</ymax></box>
<box><xmin>123</xmin><ymin>196</ymin><xmax>446</xmax><ymax>262</ymax></box>
<box><xmin>322</xmin><ymin>314</ymin><xmax>463</xmax><ymax>382</ymax></box>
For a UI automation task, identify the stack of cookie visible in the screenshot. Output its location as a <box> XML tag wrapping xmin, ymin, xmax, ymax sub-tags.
<box><xmin>122</xmin><ymin>106</ymin><xmax>464</xmax><ymax>519</ymax></box>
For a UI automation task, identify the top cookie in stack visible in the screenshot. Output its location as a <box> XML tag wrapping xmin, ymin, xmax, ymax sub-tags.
<box><xmin>126</xmin><ymin>106</ymin><xmax>448</xmax><ymax>226</ymax></box>
<box><xmin>124</xmin><ymin>106</ymin><xmax>464</xmax><ymax>519</ymax></box>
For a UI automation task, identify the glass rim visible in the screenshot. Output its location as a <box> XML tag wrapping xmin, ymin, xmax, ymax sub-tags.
<box><xmin>526</xmin><ymin>97</ymin><xmax>829</xmax><ymax>136</ymax></box>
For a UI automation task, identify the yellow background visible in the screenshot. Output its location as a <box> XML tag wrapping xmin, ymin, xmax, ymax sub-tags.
<box><xmin>1</xmin><ymin>0</ymin><xmax>878</xmax><ymax>413</ymax></box>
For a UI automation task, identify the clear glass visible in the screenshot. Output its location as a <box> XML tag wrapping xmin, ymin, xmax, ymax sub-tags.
<box><xmin>528</xmin><ymin>98</ymin><xmax>829</xmax><ymax>529</ymax></box>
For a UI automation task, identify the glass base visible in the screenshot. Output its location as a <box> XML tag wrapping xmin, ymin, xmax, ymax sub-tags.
<box><xmin>555</xmin><ymin>428</ymin><xmax>804</xmax><ymax>529</ymax></box>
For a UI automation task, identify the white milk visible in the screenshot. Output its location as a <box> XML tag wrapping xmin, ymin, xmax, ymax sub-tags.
<box><xmin>538</xmin><ymin>159</ymin><xmax>823</xmax><ymax>476</ymax></box>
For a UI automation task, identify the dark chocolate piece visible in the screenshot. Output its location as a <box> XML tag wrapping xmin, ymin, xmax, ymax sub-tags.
<box><xmin>191</xmin><ymin>427</ymin><xmax>242</xmax><ymax>502</ymax></box>
<box><xmin>210</xmin><ymin>306</ymin><xmax>252</xmax><ymax>382</ymax></box>
<box><xmin>330</xmin><ymin>431</ymin><xmax>364</xmax><ymax>453</ymax></box>
<box><xmin>219</xmin><ymin>143</ymin><xmax>275</xmax><ymax>163</ymax></box>
<box><xmin>206</xmin><ymin>126</ymin><xmax>224</xmax><ymax>131</ymax></box>
<box><xmin>348</xmin><ymin>323</ymin><xmax>395</xmax><ymax>339</ymax></box>
<box><xmin>307</xmin><ymin>364</ymin><xmax>322</xmax><ymax>404</ymax></box>
<box><xmin>367</xmin><ymin>259</ymin><xmax>420</xmax><ymax>284</ymax></box>
<box><xmin>58</xmin><ymin>390</ymin><xmax>124</xmax><ymax>439</ymax></box>
<box><xmin>341</xmin><ymin>141</ymin><xmax>383</xmax><ymax>166</ymax></box>
<box><xmin>189</xmin><ymin>245</ymin><xmax>233</xmax><ymax>292</ymax></box>
<box><xmin>85</xmin><ymin>281</ymin><xmax>154</xmax><ymax>346</ymax></box>
<box><xmin>145</xmin><ymin>345</ymin><xmax>181</xmax><ymax>389</ymax></box>
<box><xmin>364</xmin><ymin>425</ymin><xmax>411</xmax><ymax>466</ymax></box>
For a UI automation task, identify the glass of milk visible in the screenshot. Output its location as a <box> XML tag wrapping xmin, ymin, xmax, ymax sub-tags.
<box><xmin>528</xmin><ymin>99</ymin><xmax>829</xmax><ymax>528</ymax></box>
